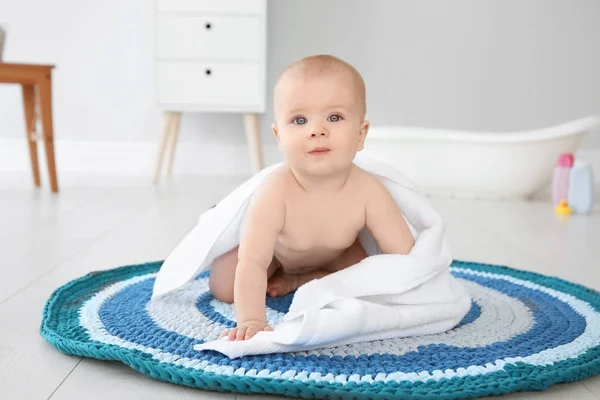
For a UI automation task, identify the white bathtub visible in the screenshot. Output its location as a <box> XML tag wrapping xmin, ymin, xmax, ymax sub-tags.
<box><xmin>362</xmin><ymin>116</ymin><xmax>600</xmax><ymax>200</ymax></box>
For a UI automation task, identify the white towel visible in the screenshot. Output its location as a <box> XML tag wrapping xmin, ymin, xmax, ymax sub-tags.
<box><xmin>151</xmin><ymin>154</ymin><xmax>472</xmax><ymax>359</ymax></box>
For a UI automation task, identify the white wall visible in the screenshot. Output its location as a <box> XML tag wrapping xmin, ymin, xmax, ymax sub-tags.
<box><xmin>1</xmin><ymin>0</ymin><xmax>599</xmax><ymax>163</ymax></box>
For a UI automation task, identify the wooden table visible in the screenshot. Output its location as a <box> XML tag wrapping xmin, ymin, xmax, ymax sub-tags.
<box><xmin>0</xmin><ymin>62</ymin><xmax>58</xmax><ymax>193</ymax></box>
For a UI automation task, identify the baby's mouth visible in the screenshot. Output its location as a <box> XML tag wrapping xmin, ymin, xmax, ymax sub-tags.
<box><xmin>309</xmin><ymin>147</ymin><xmax>331</xmax><ymax>155</ymax></box>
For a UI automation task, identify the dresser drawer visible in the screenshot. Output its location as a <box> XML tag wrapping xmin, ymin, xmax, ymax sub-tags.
<box><xmin>156</xmin><ymin>0</ymin><xmax>265</xmax><ymax>14</ymax></box>
<box><xmin>156</xmin><ymin>61</ymin><xmax>264</xmax><ymax>110</ymax></box>
<box><xmin>157</xmin><ymin>15</ymin><xmax>261</xmax><ymax>61</ymax></box>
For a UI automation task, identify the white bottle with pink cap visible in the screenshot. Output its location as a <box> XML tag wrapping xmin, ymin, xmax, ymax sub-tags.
<box><xmin>552</xmin><ymin>153</ymin><xmax>574</xmax><ymax>206</ymax></box>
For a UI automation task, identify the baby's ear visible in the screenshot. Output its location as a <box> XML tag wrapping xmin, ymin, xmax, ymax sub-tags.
<box><xmin>357</xmin><ymin>120</ymin><xmax>370</xmax><ymax>151</ymax></box>
<box><xmin>272</xmin><ymin>123</ymin><xmax>283</xmax><ymax>152</ymax></box>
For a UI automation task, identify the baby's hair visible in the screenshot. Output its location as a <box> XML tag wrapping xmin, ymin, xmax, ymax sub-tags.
<box><xmin>274</xmin><ymin>54</ymin><xmax>367</xmax><ymax>117</ymax></box>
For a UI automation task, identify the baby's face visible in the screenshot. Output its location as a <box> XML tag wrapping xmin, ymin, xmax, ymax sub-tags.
<box><xmin>272</xmin><ymin>72</ymin><xmax>369</xmax><ymax>177</ymax></box>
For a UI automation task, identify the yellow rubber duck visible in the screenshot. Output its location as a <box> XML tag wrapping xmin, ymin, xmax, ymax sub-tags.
<box><xmin>554</xmin><ymin>199</ymin><xmax>573</xmax><ymax>216</ymax></box>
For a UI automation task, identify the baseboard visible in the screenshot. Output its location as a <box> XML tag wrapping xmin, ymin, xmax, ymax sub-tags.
<box><xmin>0</xmin><ymin>138</ymin><xmax>599</xmax><ymax>181</ymax></box>
<box><xmin>0</xmin><ymin>138</ymin><xmax>283</xmax><ymax>177</ymax></box>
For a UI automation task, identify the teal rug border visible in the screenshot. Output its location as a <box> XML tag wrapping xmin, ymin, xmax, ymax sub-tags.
<box><xmin>40</xmin><ymin>260</ymin><xmax>600</xmax><ymax>400</ymax></box>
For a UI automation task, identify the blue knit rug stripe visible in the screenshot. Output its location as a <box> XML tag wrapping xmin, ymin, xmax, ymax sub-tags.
<box><xmin>40</xmin><ymin>260</ymin><xmax>600</xmax><ymax>400</ymax></box>
<box><xmin>96</xmin><ymin>274</ymin><xmax>584</xmax><ymax>374</ymax></box>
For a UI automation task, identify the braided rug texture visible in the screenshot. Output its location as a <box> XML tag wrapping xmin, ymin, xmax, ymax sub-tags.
<box><xmin>41</xmin><ymin>260</ymin><xmax>600</xmax><ymax>399</ymax></box>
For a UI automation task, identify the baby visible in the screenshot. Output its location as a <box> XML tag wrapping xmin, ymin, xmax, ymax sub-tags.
<box><xmin>209</xmin><ymin>55</ymin><xmax>415</xmax><ymax>341</ymax></box>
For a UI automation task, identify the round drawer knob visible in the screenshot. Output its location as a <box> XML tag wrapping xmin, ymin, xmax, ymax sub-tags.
<box><xmin>205</xmin><ymin>68</ymin><xmax>212</xmax><ymax>76</ymax></box>
<box><xmin>205</xmin><ymin>22</ymin><xmax>211</xmax><ymax>30</ymax></box>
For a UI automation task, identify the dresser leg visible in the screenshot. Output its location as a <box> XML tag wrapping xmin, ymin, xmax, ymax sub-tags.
<box><xmin>243</xmin><ymin>113</ymin><xmax>264</xmax><ymax>173</ymax></box>
<box><xmin>153</xmin><ymin>112</ymin><xmax>175</xmax><ymax>183</ymax></box>
<box><xmin>165</xmin><ymin>112</ymin><xmax>182</xmax><ymax>177</ymax></box>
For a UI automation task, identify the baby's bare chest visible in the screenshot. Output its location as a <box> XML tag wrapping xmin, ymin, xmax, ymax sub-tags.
<box><xmin>279</xmin><ymin>199</ymin><xmax>366</xmax><ymax>252</ymax></box>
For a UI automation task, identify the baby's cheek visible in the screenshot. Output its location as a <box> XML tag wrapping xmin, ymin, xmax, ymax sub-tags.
<box><xmin>277</xmin><ymin>135</ymin><xmax>293</xmax><ymax>152</ymax></box>
<box><xmin>280</xmin><ymin>138</ymin><xmax>304</xmax><ymax>165</ymax></box>
<box><xmin>337</xmin><ymin>136</ymin><xmax>359</xmax><ymax>153</ymax></box>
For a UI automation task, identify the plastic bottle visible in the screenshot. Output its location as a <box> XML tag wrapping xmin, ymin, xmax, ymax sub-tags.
<box><xmin>552</xmin><ymin>153</ymin><xmax>574</xmax><ymax>206</ymax></box>
<box><xmin>567</xmin><ymin>160</ymin><xmax>595</xmax><ymax>214</ymax></box>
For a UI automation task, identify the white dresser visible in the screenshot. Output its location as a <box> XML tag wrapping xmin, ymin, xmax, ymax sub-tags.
<box><xmin>152</xmin><ymin>0</ymin><xmax>267</xmax><ymax>182</ymax></box>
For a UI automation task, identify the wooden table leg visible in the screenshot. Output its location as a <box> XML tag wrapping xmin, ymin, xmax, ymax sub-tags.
<box><xmin>243</xmin><ymin>113</ymin><xmax>264</xmax><ymax>173</ymax></box>
<box><xmin>37</xmin><ymin>71</ymin><xmax>59</xmax><ymax>193</ymax></box>
<box><xmin>21</xmin><ymin>83</ymin><xmax>40</xmax><ymax>187</ymax></box>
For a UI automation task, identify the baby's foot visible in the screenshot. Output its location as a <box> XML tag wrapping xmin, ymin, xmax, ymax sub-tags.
<box><xmin>267</xmin><ymin>272</ymin><xmax>300</xmax><ymax>297</ymax></box>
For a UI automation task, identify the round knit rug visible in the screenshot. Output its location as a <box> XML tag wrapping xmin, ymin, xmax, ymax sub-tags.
<box><xmin>41</xmin><ymin>260</ymin><xmax>600</xmax><ymax>400</ymax></box>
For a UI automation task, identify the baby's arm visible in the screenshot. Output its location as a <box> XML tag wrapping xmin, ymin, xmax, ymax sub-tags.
<box><xmin>226</xmin><ymin>178</ymin><xmax>285</xmax><ymax>340</ymax></box>
<box><xmin>365</xmin><ymin>177</ymin><xmax>415</xmax><ymax>254</ymax></box>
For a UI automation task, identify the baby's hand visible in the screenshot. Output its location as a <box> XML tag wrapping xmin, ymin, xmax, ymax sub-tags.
<box><xmin>219</xmin><ymin>319</ymin><xmax>272</xmax><ymax>341</ymax></box>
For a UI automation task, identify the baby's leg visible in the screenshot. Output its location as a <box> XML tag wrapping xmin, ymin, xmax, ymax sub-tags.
<box><xmin>326</xmin><ymin>237</ymin><xmax>368</xmax><ymax>273</ymax></box>
<box><xmin>267</xmin><ymin>238</ymin><xmax>367</xmax><ymax>297</ymax></box>
<box><xmin>209</xmin><ymin>246</ymin><xmax>280</xmax><ymax>304</ymax></box>
<box><xmin>267</xmin><ymin>269</ymin><xmax>328</xmax><ymax>297</ymax></box>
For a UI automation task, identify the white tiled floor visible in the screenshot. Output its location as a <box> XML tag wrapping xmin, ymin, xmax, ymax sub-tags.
<box><xmin>1</xmin><ymin>172</ymin><xmax>599</xmax><ymax>400</ymax></box>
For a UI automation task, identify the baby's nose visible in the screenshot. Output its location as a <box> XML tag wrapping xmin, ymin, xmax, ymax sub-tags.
<box><xmin>310</xmin><ymin>130</ymin><xmax>327</xmax><ymax>137</ymax></box>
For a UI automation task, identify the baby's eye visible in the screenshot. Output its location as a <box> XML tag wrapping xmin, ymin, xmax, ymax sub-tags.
<box><xmin>328</xmin><ymin>114</ymin><xmax>342</xmax><ymax>122</ymax></box>
<box><xmin>292</xmin><ymin>116</ymin><xmax>307</xmax><ymax>125</ymax></box>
